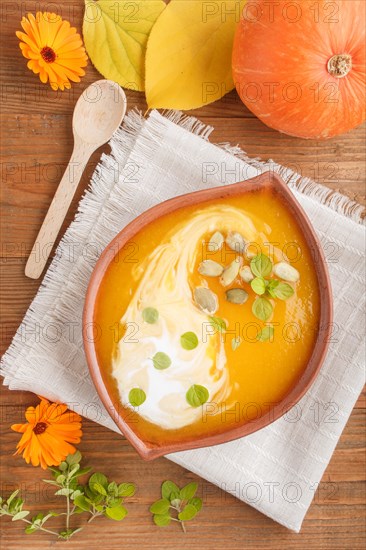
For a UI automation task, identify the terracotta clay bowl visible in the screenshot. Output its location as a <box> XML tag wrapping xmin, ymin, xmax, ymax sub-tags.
<box><xmin>83</xmin><ymin>172</ymin><xmax>333</xmax><ymax>460</ymax></box>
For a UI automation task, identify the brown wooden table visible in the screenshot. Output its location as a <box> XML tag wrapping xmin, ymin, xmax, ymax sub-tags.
<box><xmin>1</xmin><ymin>2</ymin><xmax>365</xmax><ymax>548</ymax></box>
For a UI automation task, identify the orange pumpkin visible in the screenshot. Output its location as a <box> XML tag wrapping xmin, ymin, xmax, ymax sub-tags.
<box><xmin>232</xmin><ymin>0</ymin><xmax>366</xmax><ymax>139</ymax></box>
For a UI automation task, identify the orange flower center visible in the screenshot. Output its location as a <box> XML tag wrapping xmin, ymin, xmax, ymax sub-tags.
<box><xmin>40</xmin><ymin>46</ymin><xmax>56</xmax><ymax>63</ymax></box>
<box><xmin>33</xmin><ymin>422</ymin><xmax>48</xmax><ymax>435</ymax></box>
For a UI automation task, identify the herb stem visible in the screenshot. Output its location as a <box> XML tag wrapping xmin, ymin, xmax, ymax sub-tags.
<box><xmin>65</xmin><ymin>479</ymin><xmax>70</xmax><ymax>531</ymax></box>
<box><xmin>66</xmin><ymin>499</ymin><xmax>70</xmax><ymax>530</ymax></box>
<box><xmin>170</xmin><ymin>516</ymin><xmax>186</xmax><ymax>531</ymax></box>
<box><xmin>2</xmin><ymin>513</ymin><xmax>60</xmax><ymax>537</ymax></box>
<box><xmin>88</xmin><ymin>504</ymin><xmax>103</xmax><ymax>524</ymax></box>
<box><xmin>88</xmin><ymin>512</ymin><xmax>102</xmax><ymax>523</ymax></box>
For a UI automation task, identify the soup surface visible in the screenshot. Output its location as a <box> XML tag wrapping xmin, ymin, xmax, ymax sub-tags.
<box><xmin>94</xmin><ymin>188</ymin><xmax>320</xmax><ymax>445</ymax></box>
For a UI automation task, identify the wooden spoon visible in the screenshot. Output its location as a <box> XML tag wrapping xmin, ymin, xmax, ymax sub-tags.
<box><xmin>25</xmin><ymin>79</ymin><xmax>127</xmax><ymax>279</ymax></box>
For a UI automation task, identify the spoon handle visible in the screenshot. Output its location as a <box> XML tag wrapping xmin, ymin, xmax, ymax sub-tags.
<box><xmin>25</xmin><ymin>141</ymin><xmax>93</xmax><ymax>279</ymax></box>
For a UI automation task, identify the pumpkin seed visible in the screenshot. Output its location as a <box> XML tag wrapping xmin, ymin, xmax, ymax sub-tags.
<box><xmin>226</xmin><ymin>288</ymin><xmax>248</xmax><ymax>304</ymax></box>
<box><xmin>220</xmin><ymin>257</ymin><xmax>242</xmax><ymax>286</ymax></box>
<box><xmin>273</xmin><ymin>262</ymin><xmax>300</xmax><ymax>282</ymax></box>
<box><xmin>194</xmin><ymin>287</ymin><xmax>218</xmax><ymax>314</ymax></box>
<box><xmin>208</xmin><ymin>231</ymin><xmax>224</xmax><ymax>252</ymax></box>
<box><xmin>245</xmin><ymin>249</ymin><xmax>257</xmax><ymax>260</ymax></box>
<box><xmin>226</xmin><ymin>231</ymin><xmax>246</xmax><ymax>253</ymax></box>
<box><xmin>240</xmin><ymin>265</ymin><xmax>254</xmax><ymax>283</ymax></box>
<box><xmin>198</xmin><ymin>260</ymin><xmax>224</xmax><ymax>277</ymax></box>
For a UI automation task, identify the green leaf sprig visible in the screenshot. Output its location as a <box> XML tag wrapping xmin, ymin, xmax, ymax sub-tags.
<box><xmin>0</xmin><ymin>452</ymin><xmax>135</xmax><ymax>540</ymax></box>
<box><xmin>249</xmin><ymin>254</ymin><xmax>294</xmax><ymax>324</ymax></box>
<box><xmin>257</xmin><ymin>326</ymin><xmax>274</xmax><ymax>342</ymax></box>
<box><xmin>208</xmin><ymin>316</ymin><xmax>227</xmax><ymax>333</ymax></box>
<box><xmin>150</xmin><ymin>480</ymin><xmax>202</xmax><ymax>533</ymax></box>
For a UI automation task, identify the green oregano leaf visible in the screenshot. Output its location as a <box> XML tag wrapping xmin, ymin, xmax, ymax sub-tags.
<box><xmin>161</xmin><ymin>481</ymin><xmax>180</xmax><ymax>500</ymax></box>
<box><xmin>6</xmin><ymin>490</ymin><xmax>20</xmax><ymax>507</ymax></box>
<box><xmin>69</xmin><ymin>464</ymin><xmax>80</xmax><ymax>477</ymax></box>
<box><xmin>252</xmin><ymin>297</ymin><xmax>273</xmax><ymax>321</ymax></box>
<box><xmin>73</xmin><ymin>495</ymin><xmax>90</xmax><ymax>512</ymax></box>
<box><xmin>257</xmin><ymin>326</ymin><xmax>274</xmax><ymax>342</ymax></box>
<box><xmin>271</xmin><ymin>282</ymin><xmax>294</xmax><ymax>300</ymax></box>
<box><xmin>179</xmin><ymin>482</ymin><xmax>197</xmax><ymax>501</ymax></box>
<box><xmin>152</xmin><ymin>352</ymin><xmax>171</xmax><ymax>370</ymax></box>
<box><xmin>32</xmin><ymin>512</ymin><xmax>44</xmax><ymax>523</ymax></box>
<box><xmin>117</xmin><ymin>483</ymin><xmax>135</xmax><ymax>497</ymax></box>
<box><xmin>250</xmin><ymin>254</ymin><xmax>272</xmax><ymax>277</ymax></box>
<box><xmin>178</xmin><ymin>503</ymin><xmax>198</xmax><ymax>521</ymax></box>
<box><xmin>153</xmin><ymin>514</ymin><xmax>171</xmax><ymax>526</ymax></box>
<box><xmin>189</xmin><ymin>497</ymin><xmax>202</xmax><ymax>511</ymax></box>
<box><xmin>12</xmin><ymin>511</ymin><xmax>30</xmax><ymax>521</ymax></box>
<box><xmin>231</xmin><ymin>337</ymin><xmax>241</xmax><ymax>351</ymax></box>
<box><xmin>66</xmin><ymin>451</ymin><xmax>82</xmax><ymax>465</ymax></box>
<box><xmin>70</xmin><ymin>490</ymin><xmax>82</xmax><ymax>501</ymax></box>
<box><xmin>186</xmin><ymin>385</ymin><xmax>209</xmax><ymax>407</ymax></box>
<box><xmin>74</xmin><ymin>467</ymin><xmax>92</xmax><ymax>478</ymax></box>
<box><xmin>25</xmin><ymin>525</ymin><xmax>37</xmax><ymax>534</ymax></box>
<box><xmin>250</xmin><ymin>277</ymin><xmax>266</xmax><ymax>295</ymax></box>
<box><xmin>142</xmin><ymin>307</ymin><xmax>159</xmax><ymax>324</ymax></box>
<box><xmin>90</xmin><ymin>483</ymin><xmax>106</xmax><ymax>497</ymax></box>
<box><xmin>89</xmin><ymin>472</ymin><xmax>108</xmax><ymax>493</ymax></box>
<box><xmin>149</xmin><ymin>499</ymin><xmax>170</xmax><ymax>515</ymax></box>
<box><xmin>180</xmin><ymin>332</ymin><xmax>199</xmax><ymax>350</ymax></box>
<box><xmin>128</xmin><ymin>388</ymin><xmax>146</xmax><ymax>407</ymax></box>
<box><xmin>209</xmin><ymin>316</ymin><xmax>227</xmax><ymax>333</ymax></box>
<box><xmin>104</xmin><ymin>505</ymin><xmax>127</xmax><ymax>521</ymax></box>
<box><xmin>266</xmin><ymin>279</ymin><xmax>280</xmax><ymax>298</ymax></box>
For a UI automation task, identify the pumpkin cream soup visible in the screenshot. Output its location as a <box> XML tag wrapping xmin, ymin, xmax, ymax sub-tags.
<box><xmin>94</xmin><ymin>188</ymin><xmax>320</xmax><ymax>445</ymax></box>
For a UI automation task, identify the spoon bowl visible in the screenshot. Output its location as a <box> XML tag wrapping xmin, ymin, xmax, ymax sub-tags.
<box><xmin>73</xmin><ymin>80</ymin><xmax>127</xmax><ymax>147</ymax></box>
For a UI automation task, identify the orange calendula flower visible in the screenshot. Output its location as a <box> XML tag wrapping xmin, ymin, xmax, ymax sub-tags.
<box><xmin>16</xmin><ymin>12</ymin><xmax>88</xmax><ymax>91</ymax></box>
<box><xmin>11</xmin><ymin>397</ymin><xmax>82</xmax><ymax>469</ymax></box>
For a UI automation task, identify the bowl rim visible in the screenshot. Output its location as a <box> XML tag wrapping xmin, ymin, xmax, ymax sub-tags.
<box><xmin>83</xmin><ymin>172</ymin><xmax>333</xmax><ymax>460</ymax></box>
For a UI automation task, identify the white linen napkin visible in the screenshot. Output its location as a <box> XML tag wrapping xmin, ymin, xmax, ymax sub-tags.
<box><xmin>1</xmin><ymin>110</ymin><xmax>365</xmax><ymax>532</ymax></box>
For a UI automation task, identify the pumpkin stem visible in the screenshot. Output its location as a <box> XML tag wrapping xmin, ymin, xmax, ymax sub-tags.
<box><xmin>327</xmin><ymin>54</ymin><xmax>352</xmax><ymax>78</ymax></box>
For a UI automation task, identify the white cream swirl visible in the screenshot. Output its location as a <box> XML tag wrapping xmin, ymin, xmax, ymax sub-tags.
<box><xmin>112</xmin><ymin>204</ymin><xmax>264</xmax><ymax>430</ymax></box>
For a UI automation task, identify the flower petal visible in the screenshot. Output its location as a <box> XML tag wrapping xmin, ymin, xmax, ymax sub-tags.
<box><xmin>22</xmin><ymin>13</ymin><xmax>42</xmax><ymax>48</ymax></box>
<box><xmin>11</xmin><ymin>423</ymin><xmax>28</xmax><ymax>433</ymax></box>
<box><xmin>39</xmin><ymin>68</ymin><xmax>50</xmax><ymax>84</ymax></box>
<box><xmin>25</xmin><ymin>406</ymin><xmax>37</xmax><ymax>425</ymax></box>
<box><xmin>51</xmin><ymin>19</ymin><xmax>72</xmax><ymax>50</ymax></box>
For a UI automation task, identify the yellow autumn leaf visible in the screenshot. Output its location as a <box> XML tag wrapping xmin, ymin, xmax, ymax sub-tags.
<box><xmin>145</xmin><ymin>0</ymin><xmax>245</xmax><ymax>109</ymax></box>
<box><xmin>83</xmin><ymin>0</ymin><xmax>166</xmax><ymax>91</ymax></box>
